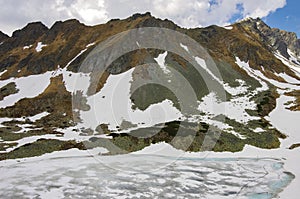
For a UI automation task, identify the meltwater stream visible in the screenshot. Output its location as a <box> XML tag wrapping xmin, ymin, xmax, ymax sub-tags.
<box><xmin>0</xmin><ymin>154</ymin><xmax>294</xmax><ymax>199</ymax></box>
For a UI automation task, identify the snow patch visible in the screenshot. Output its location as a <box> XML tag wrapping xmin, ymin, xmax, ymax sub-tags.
<box><xmin>277</xmin><ymin>73</ymin><xmax>300</xmax><ymax>84</ymax></box>
<box><xmin>223</xmin><ymin>26</ymin><xmax>233</xmax><ymax>30</ymax></box>
<box><xmin>0</xmin><ymin>69</ymin><xmax>7</xmax><ymax>77</ymax></box>
<box><xmin>136</xmin><ymin>41</ymin><xmax>140</xmax><ymax>47</ymax></box>
<box><xmin>79</xmin><ymin>68</ymin><xmax>182</xmax><ymax>131</ymax></box>
<box><xmin>154</xmin><ymin>51</ymin><xmax>171</xmax><ymax>74</ymax></box>
<box><xmin>66</xmin><ymin>48</ymin><xmax>88</xmax><ymax>68</ymax></box>
<box><xmin>275</xmin><ymin>51</ymin><xmax>300</xmax><ymax>77</ymax></box>
<box><xmin>180</xmin><ymin>43</ymin><xmax>189</xmax><ymax>52</ymax></box>
<box><xmin>252</xmin><ymin>127</ymin><xmax>265</xmax><ymax>133</ymax></box>
<box><xmin>198</xmin><ymin>92</ymin><xmax>259</xmax><ymax>123</ymax></box>
<box><xmin>23</xmin><ymin>45</ymin><xmax>32</xmax><ymax>50</ymax></box>
<box><xmin>28</xmin><ymin>112</ymin><xmax>50</xmax><ymax>122</ymax></box>
<box><xmin>287</xmin><ymin>49</ymin><xmax>300</xmax><ymax>65</ymax></box>
<box><xmin>132</xmin><ymin>142</ymin><xmax>184</xmax><ymax>156</ymax></box>
<box><xmin>86</xmin><ymin>42</ymin><xmax>95</xmax><ymax>48</ymax></box>
<box><xmin>62</xmin><ymin>68</ymin><xmax>90</xmax><ymax>94</ymax></box>
<box><xmin>35</xmin><ymin>42</ymin><xmax>47</xmax><ymax>52</ymax></box>
<box><xmin>188</xmin><ymin>113</ymin><xmax>231</xmax><ymax>131</ymax></box>
<box><xmin>196</xmin><ymin>57</ymin><xmax>249</xmax><ymax>95</ymax></box>
<box><xmin>235</xmin><ymin>57</ymin><xmax>269</xmax><ymax>92</ymax></box>
<box><xmin>267</xmin><ymin>91</ymin><xmax>300</xmax><ymax>148</ymax></box>
<box><xmin>0</xmin><ymin>71</ymin><xmax>58</xmax><ymax>108</ymax></box>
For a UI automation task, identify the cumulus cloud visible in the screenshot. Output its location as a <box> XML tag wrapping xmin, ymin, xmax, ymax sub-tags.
<box><xmin>0</xmin><ymin>0</ymin><xmax>286</xmax><ymax>35</ymax></box>
<box><xmin>108</xmin><ymin>0</ymin><xmax>286</xmax><ymax>28</ymax></box>
<box><xmin>0</xmin><ymin>0</ymin><xmax>109</xmax><ymax>35</ymax></box>
<box><xmin>242</xmin><ymin>0</ymin><xmax>286</xmax><ymax>18</ymax></box>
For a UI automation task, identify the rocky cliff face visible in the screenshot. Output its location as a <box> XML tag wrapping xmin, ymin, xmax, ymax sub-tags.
<box><xmin>239</xmin><ymin>17</ymin><xmax>300</xmax><ymax>60</ymax></box>
<box><xmin>0</xmin><ymin>13</ymin><xmax>299</xmax><ymax>159</ymax></box>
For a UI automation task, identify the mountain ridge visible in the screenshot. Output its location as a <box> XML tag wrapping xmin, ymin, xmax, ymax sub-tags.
<box><xmin>1</xmin><ymin>13</ymin><xmax>299</xmax><ymax>58</ymax></box>
<box><xmin>0</xmin><ymin>13</ymin><xmax>299</xmax><ymax>81</ymax></box>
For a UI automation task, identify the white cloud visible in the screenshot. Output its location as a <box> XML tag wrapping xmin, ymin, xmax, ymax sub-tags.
<box><xmin>137</xmin><ymin>0</ymin><xmax>286</xmax><ymax>28</ymax></box>
<box><xmin>65</xmin><ymin>0</ymin><xmax>108</xmax><ymax>24</ymax></box>
<box><xmin>0</xmin><ymin>0</ymin><xmax>286</xmax><ymax>35</ymax></box>
<box><xmin>242</xmin><ymin>0</ymin><xmax>286</xmax><ymax>18</ymax></box>
<box><xmin>0</xmin><ymin>0</ymin><xmax>109</xmax><ymax>35</ymax></box>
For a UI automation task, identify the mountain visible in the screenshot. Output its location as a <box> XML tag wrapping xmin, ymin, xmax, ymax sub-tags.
<box><xmin>239</xmin><ymin>17</ymin><xmax>300</xmax><ymax>61</ymax></box>
<box><xmin>0</xmin><ymin>13</ymin><xmax>300</xmax><ymax>159</ymax></box>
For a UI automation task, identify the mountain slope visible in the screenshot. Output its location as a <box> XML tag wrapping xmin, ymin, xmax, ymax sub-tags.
<box><xmin>0</xmin><ymin>13</ymin><xmax>300</xmax><ymax>159</ymax></box>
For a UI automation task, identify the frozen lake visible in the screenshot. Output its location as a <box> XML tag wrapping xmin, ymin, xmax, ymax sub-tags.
<box><xmin>0</xmin><ymin>153</ymin><xmax>294</xmax><ymax>199</ymax></box>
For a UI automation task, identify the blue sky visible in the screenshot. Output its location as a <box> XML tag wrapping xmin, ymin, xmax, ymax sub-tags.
<box><xmin>265</xmin><ymin>0</ymin><xmax>300</xmax><ymax>37</ymax></box>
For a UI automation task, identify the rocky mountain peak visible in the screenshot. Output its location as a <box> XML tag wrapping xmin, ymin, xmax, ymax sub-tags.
<box><xmin>129</xmin><ymin>12</ymin><xmax>152</xmax><ymax>20</ymax></box>
<box><xmin>0</xmin><ymin>22</ymin><xmax>49</xmax><ymax>62</ymax></box>
<box><xmin>50</xmin><ymin>19</ymin><xmax>83</xmax><ymax>30</ymax></box>
<box><xmin>132</xmin><ymin>13</ymin><xmax>178</xmax><ymax>30</ymax></box>
<box><xmin>239</xmin><ymin>17</ymin><xmax>266</xmax><ymax>27</ymax></box>
<box><xmin>44</xmin><ymin>19</ymin><xmax>86</xmax><ymax>43</ymax></box>
<box><xmin>237</xmin><ymin>17</ymin><xmax>300</xmax><ymax>60</ymax></box>
<box><xmin>12</xmin><ymin>22</ymin><xmax>48</xmax><ymax>39</ymax></box>
<box><xmin>0</xmin><ymin>21</ymin><xmax>49</xmax><ymax>52</ymax></box>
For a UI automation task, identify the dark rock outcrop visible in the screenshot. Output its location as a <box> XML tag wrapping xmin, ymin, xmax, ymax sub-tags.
<box><xmin>0</xmin><ymin>22</ymin><xmax>48</xmax><ymax>64</ymax></box>
<box><xmin>0</xmin><ymin>31</ymin><xmax>9</xmax><ymax>43</ymax></box>
<box><xmin>239</xmin><ymin>18</ymin><xmax>300</xmax><ymax>59</ymax></box>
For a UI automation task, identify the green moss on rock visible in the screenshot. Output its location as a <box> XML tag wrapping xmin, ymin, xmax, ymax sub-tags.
<box><xmin>0</xmin><ymin>139</ymin><xmax>86</xmax><ymax>160</ymax></box>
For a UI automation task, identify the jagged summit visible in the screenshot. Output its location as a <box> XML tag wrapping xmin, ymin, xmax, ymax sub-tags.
<box><xmin>236</xmin><ymin>17</ymin><xmax>265</xmax><ymax>24</ymax></box>
<box><xmin>129</xmin><ymin>12</ymin><xmax>152</xmax><ymax>20</ymax></box>
<box><xmin>0</xmin><ymin>22</ymin><xmax>48</xmax><ymax>55</ymax></box>
<box><xmin>49</xmin><ymin>19</ymin><xmax>84</xmax><ymax>31</ymax></box>
<box><xmin>2</xmin><ymin>14</ymin><xmax>299</xmax><ymax>59</ymax></box>
<box><xmin>12</xmin><ymin>22</ymin><xmax>48</xmax><ymax>39</ymax></box>
<box><xmin>237</xmin><ymin>17</ymin><xmax>300</xmax><ymax>59</ymax></box>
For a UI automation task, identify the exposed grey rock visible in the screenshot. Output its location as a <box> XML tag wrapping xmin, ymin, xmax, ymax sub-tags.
<box><xmin>239</xmin><ymin>17</ymin><xmax>300</xmax><ymax>59</ymax></box>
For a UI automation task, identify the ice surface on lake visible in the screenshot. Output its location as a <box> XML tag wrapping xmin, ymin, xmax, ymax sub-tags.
<box><xmin>0</xmin><ymin>153</ymin><xmax>293</xmax><ymax>199</ymax></box>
